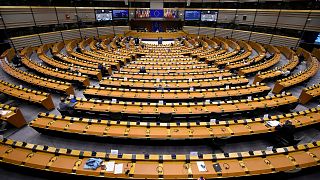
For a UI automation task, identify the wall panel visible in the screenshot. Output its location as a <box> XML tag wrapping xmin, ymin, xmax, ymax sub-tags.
<box><xmin>32</xmin><ymin>7</ymin><xmax>58</xmax><ymax>26</ymax></box>
<box><xmin>183</xmin><ymin>26</ymin><xmax>199</xmax><ymax>34</ymax></box>
<box><xmin>215</xmin><ymin>28</ymin><xmax>233</xmax><ymax>38</ymax></box>
<box><xmin>248</xmin><ymin>32</ymin><xmax>272</xmax><ymax>45</ymax></box>
<box><xmin>76</xmin><ymin>7</ymin><xmax>95</xmax><ymax>22</ymax></box>
<box><xmin>270</xmin><ymin>35</ymin><xmax>299</xmax><ymax>48</ymax></box>
<box><xmin>236</xmin><ymin>9</ymin><xmax>255</xmax><ymax>26</ymax></box>
<box><xmin>254</xmin><ymin>10</ymin><xmax>278</xmax><ymax>27</ymax></box>
<box><xmin>80</xmin><ymin>27</ymin><xmax>98</xmax><ymax>37</ymax></box>
<box><xmin>231</xmin><ymin>30</ymin><xmax>250</xmax><ymax>41</ymax></box>
<box><xmin>97</xmin><ymin>26</ymin><xmax>114</xmax><ymax>36</ymax></box>
<box><xmin>305</xmin><ymin>10</ymin><xmax>320</xmax><ymax>32</ymax></box>
<box><xmin>56</xmin><ymin>7</ymin><xmax>77</xmax><ymax>24</ymax></box>
<box><xmin>114</xmin><ymin>26</ymin><xmax>130</xmax><ymax>35</ymax></box>
<box><xmin>10</xmin><ymin>34</ymin><xmax>41</xmax><ymax>50</ymax></box>
<box><xmin>61</xmin><ymin>29</ymin><xmax>81</xmax><ymax>40</ymax></box>
<box><xmin>39</xmin><ymin>31</ymin><xmax>63</xmax><ymax>44</ymax></box>
<box><xmin>0</xmin><ymin>7</ymin><xmax>34</xmax><ymax>28</ymax></box>
<box><xmin>217</xmin><ymin>9</ymin><xmax>236</xmax><ymax>23</ymax></box>
<box><xmin>199</xmin><ymin>27</ymin><xmax>215</xmax><ymax>36</ymax></box>
<box><xmin>277</xmin><ymin>10</ymin><xmax>308</xmax><ymax>30</ymax></box>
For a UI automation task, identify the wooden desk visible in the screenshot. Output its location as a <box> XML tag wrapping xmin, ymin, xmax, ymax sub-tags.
<box><xmin>0</xmin><ymin>138</ymin><xmax>320</xmax><ymax>179</ymax></box>
<box><xmin>0</xmin><ymin>104</ymin><xmax>26</xmax><ymax>128</ymax></box>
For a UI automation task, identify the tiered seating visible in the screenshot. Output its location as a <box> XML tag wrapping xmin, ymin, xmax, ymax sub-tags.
<box><xmin>214</xmin><ymin>40</ymin><xmax>254</xmax><ymax>68</ymax></box>
<box><xmin>238</xmin><ymin>45</ymin><xmax>281</xmax><ymax>76</ymax></box>
<box><xmin>1</xmin><ymin>31</ymin><xmax>320</xmax><ymax>179</ymax></box>
<box><xmin>79</xmin><ymin>39</ymin><xmax>132</xmax><ymax>64</ymax></box>
<box><xmin>0</xmin><ymin>80</ymin><xmax>54</xmax><ymax>110</ymax></box>
<box><xmin>54</xmin><ymin>53</ymin><xmax>112</xmax><ymax>75</ymax></box>
<box><xmin>224</xmin><ymin>41</ymin><xmax>266</xmax><ymax>70</ymax></box>
<box><xmin>83</xmin><ymin>84</ymin><xmax>271</xmax><ymax>102</ymax></box>
<box><xmin>111</xmin><ymin>70</ymin><xmax>232</xmax><ymax>80</ymax></box>
<box><xmin>99</xmin><ymin>76</ymin><xmax>249</xmax><ymax>89</ymax></box>
<box><xmin>299</xmin><ymin>83</ymin><xmax>320</xmax><ymax>104</ymax></box>
<box><xmin>66</xmin><ymin>93</ymin><xmax>297</xmax><ymax>119</ymax></box>
<box><xmin>1</xmin><ymin>138</ymin><xmax>320</xmax><ymax>179</ymax></box>
<box><xmin>0</xmin><ymin>59</ymin><xmax>74</xmax><ymax>95</ymax></box>
<box><xmin>273</xmin><ymin>48</ymin><xmax>319</xmax><ymax>94</ymax></box>
<box><xmin>30</xmin><ymin>107</ymin><xmax>320</xmax><ymax>140</ymax></box>
<box><xmin>21</xmin><ymin>57</ymin><xmax>90</xmax><ymax>87</ymax></box>
<box><xmin>120</xmin><ymin>66</ymin><xmax>220</xmax><ymax>73</ymax></box>
<box><xmin>253</xmin><ymin>47</ymin><xmax>299</xmax><ymax>83</ymax></box>
<box><xmin>66</xmin><ymin>40</ymin><xmax>121</xmax><ymax>70</ymax></box>
<box><xmin>37</xmin><ymin>44</ymin><xmax>102</xmax><ymax>80</ymax></box>
<box><xmin>0</xmin><ymin>104</ymin><xmax>26</xmax><ymax>128</ymax></box>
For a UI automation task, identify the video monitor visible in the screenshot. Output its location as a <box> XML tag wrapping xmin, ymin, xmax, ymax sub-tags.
<box><xmin>315</xmin><ymin>33</ymin><xmax>320</xmax><ymax>45</ymax></box>
<box><xmin>185</xmin><ymin>10</ymin><xmax>201</xmax><ymax>21</ymax></box>
<box><xmin>201</xmin><ymin>10</ymin><xmax>218</xmax><ymax>22</ymax></box>
<box><xmin>113</xmin><ymin>10</ymin><xmax>129</xmax><ymax>20</ymax></box>
<box><xmin>95</xmin><ymin>10</ymin><xmax>112</xmax><ymax>21</ymax></box>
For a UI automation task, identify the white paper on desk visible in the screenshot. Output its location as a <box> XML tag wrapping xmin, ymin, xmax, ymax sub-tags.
<box><xmin>0</xmin><ymin>110</ymin><xmax>10</xmax><ymax>116</ymax></box>
<box><xmin>114</xmin><ymin>163</ymin><xmax>123</xmax><ymax>174</ymax></box>
<box><xmin>110</xmin><ymin>149</ymin><xmax>118</xmax><ymax>155</ymax></box>
<box><xmin>124</xmin><ymin>77</ymin><xmax>127</xmax><ymax>81</ymax></box>
<box><xmin>197</xmin><ymin>161</ymin><xmax>207</xmax><ymax>172</ymax></box>
<box><xmin>105</xmin><ymin>161</ymin><xmax>115</xmax><ymax>172</ymax></box>
<box><xmin>266</xmin><ymin>120</ymin><xmax>280</xmax><ymax>127</ymax></box>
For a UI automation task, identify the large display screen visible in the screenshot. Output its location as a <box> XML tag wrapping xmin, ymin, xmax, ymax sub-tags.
<box><xmin>315</xmin><ymin>33</ymin><xmax>320</xmax><ymax>45</ymax></box>
<box><xmin>150</xmin><ymin>9</ymin><xmax>164</xmax><ymax>18</ymax></box>
<box><xmin>185</xmin><ymin>10</ymin><xmax>201</xmax><ymax>21</ymax></box>
<box><xmin>95</xmin><ymin>10</ymin><xmax>112</xmax><ymax>21</ymax></box>
<box><xmin>201</xmin><ymin>10</ymin><xmax>218</xmax><ymax>22</ymax></box>
<box><xmin>112</xmin><ymin>10</ymin><xmax>129</xmax><ymax>20</ymax></box>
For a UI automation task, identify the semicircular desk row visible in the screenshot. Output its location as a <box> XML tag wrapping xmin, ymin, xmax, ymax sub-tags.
<box><xmin>29</xmin><ymin>107</ymin><xmax>320</xmax><ymax>140</ymax></box>
<box><xmin>63</xmin><ymin>93</ymin><xmax>298</xmax><ymax>119</ymax></box>
<box><xmin>0</xmin><ymin>138</ymin><xmax>320</xmax><ymax>179</ymax></box>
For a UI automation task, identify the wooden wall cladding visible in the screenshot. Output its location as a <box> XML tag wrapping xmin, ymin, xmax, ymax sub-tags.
<box><xmin>39</xmin><ymin>31</ymin><xmax>63</xmax><ymax>45</ymax></box>
<box><xmin>10</xmin><ymin>34</ymin><xmax>41</xmax><ymax>50</ymax></box>
<box><xmin>231</xmin><ymin>30</ymin><xmax>251</xmax><ymax>41</ymax></box>
<box><xmin>235</xmin><ymin>9</ymin><xmax>255</xmax><ymax>25</ymax></box>
<box><xmin>217</xmin><ymin>9</ymin><xmax>236</xmax><ymax>23</ymax></box>
<box><xmin>254</xmin><ymin>10</ymin><xmax>279</xmax><ymax>27</ymax></box>
<box><xmin>183</xmin><ymin>26</ymin><xmax>199</xmax><ymax>34</ymax></box>
<box><xmin>305</xmin><ymin>11</ymin><xmax>320</xmax><ymax>32</ymax></box>
<box><xmin>270</xmin><ymin>34</ymin><xmax>299</xmax><ymax>48</ymax></box>
<box><xmin>61</xmin><ymin>29</ymin><xmax>81</xmax><ymax>40</ymax></box>
<box><xmin>0</xmin><ymin>7</ymin><xmax>35</xmax><ymax>29</ymax></box>
<box><xmin>56</xmin><ymin>7</ymin><xmax>77</xmax><ymax>24</ymax></box>
<box><xmin>215</xmin><ymin>28</ymin><xmax>232</xmax><ymax>38</ymax></box>
<box><xmin>31</xmin><ymin>7</ymin><xmax>58</xmax><ymax>26</ymax></box>
<box><xmin>97</xmin><ymin>26</ymin><xmax>114</xmax><ymax>36</ymax></box>
<box><xmin>114</xmin><ymin>26</ymin><xmax>130</xmax><ymax>35</ymax></box>
<box><xmin>250</xmin><ymin>32</ymin><xmax>272</xmax><ymax>45</ymax></box>
<box><xmin>199</xmin><ymin>27</ymin><xmax>215</xmax><ymax>36</ymax></box>
<box><xmin>76</xmin><ymin>7</ymin><xmax>95</xmax><ymax>22</ymax></box>
<box><xmin>80</xmin><ymin>28</ymin><xmax>98</xmax><ymax>38</ymax></box>
<box><xmin>277</xmin><ymin>11</ymin><xmax>309</xmax><ymax>30</ymax></box>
